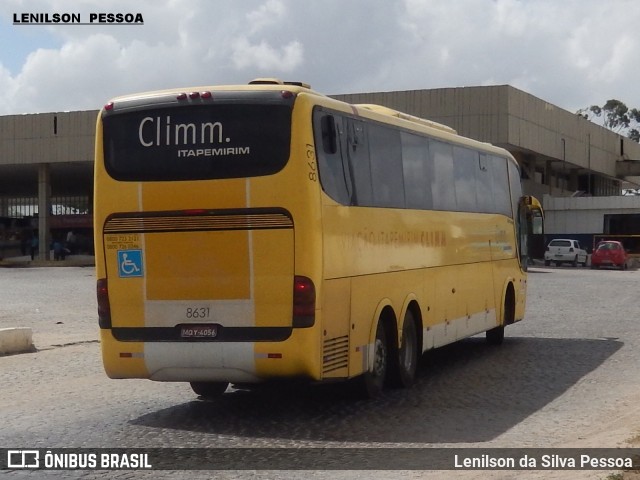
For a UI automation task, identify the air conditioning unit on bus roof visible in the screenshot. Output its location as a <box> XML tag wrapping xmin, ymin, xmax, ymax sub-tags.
<box><xmin>249</xmin><ymin>78</ymin><xmax>311</xmax><ymax>89</ymax></box>
<box><xmin>356</xmin><ymin>104</ymin><xmax>457</xmax><ymax>135</ymax></box>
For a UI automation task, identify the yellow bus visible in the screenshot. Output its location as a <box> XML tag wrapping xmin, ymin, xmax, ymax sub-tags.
<box><xmin>94</xmin><ymin>79</ymin><xmax>542</xmax><ymax>398</ymax></box>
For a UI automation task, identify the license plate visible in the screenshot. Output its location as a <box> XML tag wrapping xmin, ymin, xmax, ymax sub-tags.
<box><xmin>180</xmin><ymin>324</ymin><xmax>218</xmax><ymax>338</ymax></box>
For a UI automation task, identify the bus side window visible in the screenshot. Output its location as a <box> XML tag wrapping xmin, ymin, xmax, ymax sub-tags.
<box><xmin>321</xmin><ymin>115</ymin><xmax>337</xmax><ymax>154</ymax></box>
<box><xmin>369</xmin><ymin>124</ymin><xmax>404</xmax><ymax>208</ymax></box>
<box><xmin>402</xmin><ymin>132</ymin><xmax>432</xmax><ymax>210</ymax></box>
<box><xmin>453</xmin><ymin>146</ymin><xmax>479</xmax><ymax>212</ymax></box>
<box><xmin>346</xmin><ymin>119</ymin><xmax>373</xmax><ymax>206</ymax></box>
<box><xmin>476</xmin><ymin>154</ymin><xmax>495</xmax><ymax>213</ymax></box>
<box><xmin>430</xmin><ymin>140</ymin><xmax>456</xmax><ymax>211</ymax></box>
<box><xmin>314</xmin><ymin>112</ymin><xmax>351</xmax><ymax>205</ymax></box>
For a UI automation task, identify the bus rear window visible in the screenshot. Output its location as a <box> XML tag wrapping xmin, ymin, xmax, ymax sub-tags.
<box><xmin>102</xmin><ymin>103</ymin><xmax>292</xmax><ymax>181</ymax></box>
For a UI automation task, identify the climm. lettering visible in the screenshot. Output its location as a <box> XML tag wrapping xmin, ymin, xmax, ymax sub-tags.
<box><xmin>138</xmin><ymin>116</ymin><xmax>228</xmax><ymax>147</ymax></box>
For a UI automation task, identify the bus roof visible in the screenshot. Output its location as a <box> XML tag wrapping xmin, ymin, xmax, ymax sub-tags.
<box><xmin>105</xmin><ymin>78</ymin><xmax>322</xmax><ymax>105</ymax></box>
<box><xmin>103</xmin><ymin>78</ymin><xmax>516</xmax><ymax>163</ymax></box>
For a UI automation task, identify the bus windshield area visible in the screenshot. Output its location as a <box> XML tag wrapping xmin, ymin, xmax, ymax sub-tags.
<box><xmin>103</xmin><ymin>103</ymin><xmax>292</xmax><ymax>181</ymax></box>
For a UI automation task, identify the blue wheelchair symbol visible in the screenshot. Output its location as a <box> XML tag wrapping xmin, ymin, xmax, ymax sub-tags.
<box><xmin>117</xmin><ymin>249</ymin><xmax>144</xmax><ymax>278</ymax></box>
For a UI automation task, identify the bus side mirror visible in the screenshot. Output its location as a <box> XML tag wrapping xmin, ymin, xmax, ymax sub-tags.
<box><xmin>521</xmin><ymin>196</ymin><xmax>544</xmax><ymax>235</ymax></box>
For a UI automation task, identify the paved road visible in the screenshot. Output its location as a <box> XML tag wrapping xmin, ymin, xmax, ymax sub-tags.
<box><xmin>1</xmin><ymin>265</ymin><xmax>639</xmax><ymax>479</ymax></box>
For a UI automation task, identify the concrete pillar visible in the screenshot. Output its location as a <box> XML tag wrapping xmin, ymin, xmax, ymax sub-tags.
<box><xmin>545</xmin><ymin>160</ymin><xmax>553</xmax><ymax>194</ymax></box>
<box><xmin>37</xmin><ymin>164</ymin><xmax>51</xmax><ymax>260</ymax></box>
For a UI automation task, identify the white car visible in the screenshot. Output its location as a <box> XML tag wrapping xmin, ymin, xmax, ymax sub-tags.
<box><xmin>544</xmin><ymin>239</ymin><xmax>588</xmax><ymax>267</ymax></box>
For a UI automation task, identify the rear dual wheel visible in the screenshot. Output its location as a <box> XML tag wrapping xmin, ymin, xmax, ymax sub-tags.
<box><xmin>359</xmin><ymin>311</ymin><xmax>419</xmax><ymax>398</ymax></box>
<box><xmin>359</xmin><ymin>321</ymin><xmax>388</xmax><ymax>398</ymax></box>
<box><xmin>390</xmin><ymin>311</ymin><xmax>419</xmax><ymax>388</ymax></box>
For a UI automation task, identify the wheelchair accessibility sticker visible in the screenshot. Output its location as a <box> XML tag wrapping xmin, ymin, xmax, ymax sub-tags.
<box><xmin>118</xmin><ymin>249</ymin><xmax>144</xmax><ymax>278</ymax></box>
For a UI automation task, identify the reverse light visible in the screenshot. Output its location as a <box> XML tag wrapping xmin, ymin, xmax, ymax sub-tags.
<box><xmin>97</xmin><ymin>278</ymin><xmax>111</xmax><ymax>328</ymax></box>
<box><xmin>293</xmin><ymin>275</ymin><xmax>315</xmax><ymax>328</ymax></box>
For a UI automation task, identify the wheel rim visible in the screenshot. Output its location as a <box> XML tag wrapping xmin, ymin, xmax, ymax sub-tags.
<box><xmin>373</xmin><ymin>338</ymin><xmax>386</xmax><ymax>378</ymax></box>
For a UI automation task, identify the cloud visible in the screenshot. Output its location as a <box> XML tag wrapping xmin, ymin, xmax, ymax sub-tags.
<box><xmin>247</xmin><ymin>0</ymin><xmax>286</xmax><ymax>35</ymax></box>
<box><xmin>0</xmin><ymin>0</ymin><xmax>638</xmax><ymax>115</ymax></box>
<box><xmin>231</xmin><ymin>38</ymin><xmax>303</xmax><ymax>72</ymax></box>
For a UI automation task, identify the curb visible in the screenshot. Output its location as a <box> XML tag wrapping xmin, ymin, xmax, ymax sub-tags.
<box><xmin>0</xmin><ymin>327</ymin><xmax>35</xmax><ymax>355</ymax></box>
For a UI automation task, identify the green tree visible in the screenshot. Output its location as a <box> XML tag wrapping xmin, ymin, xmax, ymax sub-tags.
<box><xmin>577</xmin><ymin>99</ymin><xmax>640</xmax><ymax>143</ymax></box>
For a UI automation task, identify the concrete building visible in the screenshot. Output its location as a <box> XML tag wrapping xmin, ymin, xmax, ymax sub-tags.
<box><xmin>0</xmin><ymin>110</ymin><xmax>96</xmax><ymax>259</ymax></box>
<box><xmin>2</xmin><ymin>85</ymin><xmax>640</xmax><ymax>259</ymax></box>
<box><xmin>333</xmin><ymin>85</ymin><xmax>640</xmax><ymax>199</ymax></box>
<box><xmin>334</xmin><ymin>86</ymin><xmax>640</xmax><ymax>254</ymax></box>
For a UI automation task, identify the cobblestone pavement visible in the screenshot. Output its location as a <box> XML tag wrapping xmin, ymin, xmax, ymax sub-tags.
<box><xmin>0</xmin><ymin>266</ymin><xmax>97</xmax><ymax>349</ymax></box>
<box><xmin>1</xmin><ymin>265</ymin><xmax>640</xmax><ymax>479</ymax></box>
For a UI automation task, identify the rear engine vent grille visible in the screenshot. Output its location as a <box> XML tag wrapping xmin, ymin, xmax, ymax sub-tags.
<box><xmin>322</xmin><ymin>335</ymin><xmax>349</xmax><ymax>375</ymax></box>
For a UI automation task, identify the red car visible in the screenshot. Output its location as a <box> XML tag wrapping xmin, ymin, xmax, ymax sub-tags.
<box><xmin>591</xmin><ymin>240</ymin><xmax>629</xmax><ymax>270</ymax></box>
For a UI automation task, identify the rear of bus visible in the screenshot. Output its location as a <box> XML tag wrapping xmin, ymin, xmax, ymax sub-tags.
<box><xmin>94</xmin><ymin>81</ymin><xmax>323</xmax><ymax>390</ymax></box>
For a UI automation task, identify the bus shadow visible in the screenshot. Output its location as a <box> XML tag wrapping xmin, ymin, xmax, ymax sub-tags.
<box><xmin>130</xmin><ymin>336</ymin><xmax>621</xmax><ymax>444</ymax></box>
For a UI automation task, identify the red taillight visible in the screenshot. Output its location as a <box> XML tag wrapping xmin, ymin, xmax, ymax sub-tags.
<box><xmin>104</xmin><ymin>102</ymin><xmax>114</xmax><ymax>111</ymax></box>
<box><xmin>97</xmin><ymin>278</ymin><xmax>111</xmax><ymax>328</ymax></box>
<box><xmin>177</xmin><ymin>91</ymin><xmax>212</xmax><ymax>101</ymax></box>
<box><xmin>293</xmin><ymin>276</ymin><xmax>315</xmax><ymax>328</ymax></box>
<box><xmin>183</xmin><ymin>209</ymin><xmax>207</xmax><ymax>216</ymax></box>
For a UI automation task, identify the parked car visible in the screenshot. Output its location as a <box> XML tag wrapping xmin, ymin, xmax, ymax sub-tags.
<box><xmin>544</xmin><ymin>239</ymin><xmax>588</xmax><ymax>267</ymax></box>
<box><xmin>591</xmin><ymin>240</ymin><xmax>629</xmax><ymax>270</ymax></box>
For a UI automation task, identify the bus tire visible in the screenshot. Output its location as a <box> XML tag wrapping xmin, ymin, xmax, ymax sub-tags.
<box><xmin>486</xmin><ymin>325</ymin><xmax>504</xmax><ymax>345</ymax></box>
<box><xmin>487</xmin><ymin>285</ymin><xmax>514</xmax><ymax>345</ymax></box>
<box><xmin>390</xmin><ymin>310</ymin><xmax>418</xmax><ymax>388</ymax></box>
<box><xmin>358</xmin><ymin>320</ymin><xmax>388</xmax><ymax>398</ymax></box>
<box><xmin>190</xmin><ymin>381</ymin><xmax>229</xmax><ymax>398</ymax></box>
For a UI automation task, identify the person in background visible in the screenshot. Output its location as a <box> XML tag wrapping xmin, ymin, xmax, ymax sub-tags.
<box><xmin>52</xmin><ymin>237</ymin><xmax>66</xmax><ymax>261</ymax></box>
<box><xmin>30</xmin><ymin>231</ymin><xmax>38</xmax><ymax>261</ymax></box>
<box><xmin>66</xmin><ymin>230</ymin><xmax>77</xmax><ymax>255</ymax></box>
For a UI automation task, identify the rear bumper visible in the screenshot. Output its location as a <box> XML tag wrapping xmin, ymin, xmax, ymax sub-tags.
<box><xmin>592</xmin><ymin>257</ymin><xmax>623</xmax><ymax>266</ymax></box>
<box><xmin>544</xmin><ymin>253</ymin><xmax>576</xmax><ymax>261</ymax></box>
<box><xmin>100</xmin><ymin>327</ymin><xmax>320</xmax><ymax>383</ymax></box>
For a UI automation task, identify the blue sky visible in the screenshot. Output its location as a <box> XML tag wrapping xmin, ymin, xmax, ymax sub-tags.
<box><xmin>0</xmin><ymin>15</ymin><xmax>60</xmax><ymax>74</ymax></box>
<box><xmin>0</xmin><ymin>0</ymin><xmax>638</xmax><ymax>116</ymax></box>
